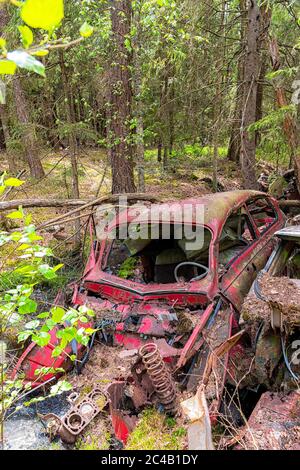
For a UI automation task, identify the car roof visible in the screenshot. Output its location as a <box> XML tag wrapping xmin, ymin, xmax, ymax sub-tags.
<box><xmin>275</xmin><ymin>225</ymin><xmax>300</xmax><ymax>241</ymax></box>
<box><xmin>95</xmin><ymin>190</ymin><xmax>268</xmax><ymax>235</ymax></box>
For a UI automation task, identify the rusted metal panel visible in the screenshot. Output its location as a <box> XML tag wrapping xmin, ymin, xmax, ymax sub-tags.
<box><xmin>235</xmin><ymin>391</ymin><xmax>300</xmax><ymax>450</ymax></box>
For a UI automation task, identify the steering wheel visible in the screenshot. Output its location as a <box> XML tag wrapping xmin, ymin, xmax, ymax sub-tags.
<box><xmin>174</xmin><ymin>262</ymin><xmax>209</xmax><ymax>283</ymax></box>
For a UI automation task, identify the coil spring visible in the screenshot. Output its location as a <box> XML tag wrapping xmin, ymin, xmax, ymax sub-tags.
<box><xmin>139</xmin><ymin>343</ymin><xmax>177</xmax><ymax>415</ymax></box>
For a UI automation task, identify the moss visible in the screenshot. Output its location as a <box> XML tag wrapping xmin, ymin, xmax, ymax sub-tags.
<box><xmin>126</xmin><ymin>408</ymin><xmax>186</xmax><ymax>451</ymax></box>
<box><xmin>118</xmin><ymin>257</ymin><xmax>138</xmax><ymax>279</ymax></box>
<box><xmin>75</xmin><ymin>431</ymin><xmax>111</xmax><ymax>450</ymax></box>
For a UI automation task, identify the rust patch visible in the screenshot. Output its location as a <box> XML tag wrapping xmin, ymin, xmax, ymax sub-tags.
<box><xmin>235</xmin><ymin>391</ymin><xmax>300</xmax><ymax>450</ymax></box>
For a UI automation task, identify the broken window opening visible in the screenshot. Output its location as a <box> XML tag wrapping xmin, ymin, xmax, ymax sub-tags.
<box><xmin>218</xmin><ymin>209</ymin><xmax>256</xmax><ymax>272</ymax></box>
<box><xmin>270</xmin><ymin>240</ymin><xmax>300</xmax><ymax>281</ymax></box>
<box><xmin>246</xmin><ymin>197</ymin><xmax>277</xmax><ymax>234</ymax></box>
<box><xmin>102</xmin><ymin>223</ymin><xmax>212</xmax><ymax>285</ymax></box>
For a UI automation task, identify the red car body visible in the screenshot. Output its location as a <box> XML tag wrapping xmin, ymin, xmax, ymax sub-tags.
<box><xmin>82</xmin><ymin>190</ymin><xmax>284</xmax><ymax>311</ymax></box>
<box><xmin>13</xmin><ymin>190</ymin><xmax>286</xmax><ymax>443</ymax></box>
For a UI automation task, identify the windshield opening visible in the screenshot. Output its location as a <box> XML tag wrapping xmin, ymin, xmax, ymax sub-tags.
<box><xmin>102</xmin><ymin>223</ymin><xmax>211</xmax><ymax>285</ymax></box>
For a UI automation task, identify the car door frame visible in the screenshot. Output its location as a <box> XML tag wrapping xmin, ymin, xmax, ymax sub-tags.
<box><xmin>218</xmin><ymin>195</ymin><xmax>284</xmax><ymax>310</ymax></box>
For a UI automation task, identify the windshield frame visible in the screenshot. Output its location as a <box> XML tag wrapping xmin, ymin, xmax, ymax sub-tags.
<box><xmin>96</xmin><ymin>222</ymin><xmax>214</xmax><ymax>292</ymax></box>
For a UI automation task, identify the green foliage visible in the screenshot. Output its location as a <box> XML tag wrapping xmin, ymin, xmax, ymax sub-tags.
<box><xmin>18</xmin><ymin>25</ymin><xmax>34</xmax><ymax>49</ymax></box>
<box><xmin>118</xmin><ymin>257</ymin><xmax>138</xmax><ymax>279</ymax></box>
<box><xmin>248</xmin><ymin>105</ymin><xmax>297</xmax><ymax>133</ymax></box>
<box><xmin>0</xmin><ymin>0</ymin><xmax>93</xmax><ymax>77</ymax></box>
<box><xmin>0</xmin><ymin>177</ymin><xmax>95</xmax><ymax>420</ymax></box>
<box><xmin>21</xmin><ymin>0</ymin><xmax>64</xmax><ymax>31</ymax></box>
<box><xmin>126</xmin><ymin>408</ymin><xmax>186</xmax><ymax>450</ymax></box>
<box><xmin>0</xmin><ymin>172</ymin><xmax>24</xmax><ymax>196</ymax></box>
<box><xmin>79</xmin><ymin>21</ymin><xmax>94</xmax><ymax>38</ymax></box>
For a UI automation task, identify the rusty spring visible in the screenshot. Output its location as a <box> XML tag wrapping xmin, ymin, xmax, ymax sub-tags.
<box><xmin>139</xmin><ymin>343</ymin><xmax>177</xmax><ymax>415</ymax></box>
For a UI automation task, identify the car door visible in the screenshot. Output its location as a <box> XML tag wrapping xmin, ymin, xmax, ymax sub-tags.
<box><xmin>219</xmin><ymin>197</ymin><xmax>280</xmax><ymax>310</ymax></box>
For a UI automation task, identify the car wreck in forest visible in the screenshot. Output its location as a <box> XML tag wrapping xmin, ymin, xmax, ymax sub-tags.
<box><xmin>12</xmin><ymin>190</ymin><xmax>287</xmax><ymax>446</ymax></box>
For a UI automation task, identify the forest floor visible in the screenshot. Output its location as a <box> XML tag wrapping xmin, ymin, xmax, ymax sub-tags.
<box><xmin>0</xmin><ymin>146</ymin><xmax>245</xmax><ymax>219</ymax></box>
<box><xmin>0</xmin><ymin>146</ymin><xmax>247</xmax><ymax>261</ymax></box>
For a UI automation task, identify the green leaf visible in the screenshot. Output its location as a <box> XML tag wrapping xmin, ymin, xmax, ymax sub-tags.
<box><xmin>0</xmin><ymin>38</ymin><xmax>6</xmax><ymax>51</ymax></box>
<box><xmin>32</xmin><ymin>331</ymin><xmax>51</xmax><ymax>347</ymax></box>
<box><xmin>50</xmin><ymin>380</ymin><xmax>72</xmax><ymax>395</ymax></box>
<box><xmin>32</xmin><ymin>49</ymin><xmax>49</xmax><ymax>57</ymax></box>
<box><xmin>18</xmin><ymin>299</ymin><xmax>38</xmax><ymax>314</ymax></box>
<box><xmin>4</xmin><ymin>177</ymin><xmax>25</xmax><ymax>187</ymax></box>
<box><xmin>18</xmin><ymin>25</ymin><xmax>34</xmax><ymax>49</ymax></box>
<box><xmin>25</xmin><ymin>214</ymin><xmax>32</xmax><ymax>225</ymax></box>
<box><xmin>21</xmin><ymin>0</ymin><xmax>64</xmax><ymax>31</ymax></box>
<box><xmin>6</xmin><ymin>210</ymin><xmax>23</xmax><ymax>219</ymax></box>
<box><xmin>18</xmin><ymin>331</ymin><xmax>32</xmax><ymax>342</ymax></box>
<box><xmin>25</xmin><ymin>319</ymin><xmax>40</xmax><ymax>329</ymax></box>
<box><xmin>51</xmin><ymin>346</ymin><xmax>63</xmax><ymax>357</ymax></box>
<box><xmin>37</xmin><ymin>311</ymin><xmax>50</xmax><ymax>319</ymax></box>
<box><xmin>51</xmin><ymin>306</ymin><xmax>65</xmax><ymax>323</ymax></box>
<box><xmin>124</xmin><ymin>38</ymin><xmax>132</xmax><ymax>52</ymax></box>
<box><xmin>38</xmin><ymin>264</ymin><xmax>57</xmax><ymax>279</ymax></box>
<box><xmin>80</xmin><ymin>22</ymin><xmax>94</xmax><ymax>38</ymax></box>
<box><xmin>79</xmin><ymin>316</ymin><xmax>88</xmax><ymax>323</ymax></box>
<box><xmin>53</xmin><ymin>263</ymin><xmax>64</xmax><ymax>272</ymax></box>
<box><xmin>0</xmin><ymin>60</ymin><xmax>17</xmax><ymax>75</ymax></box>
<box><xmin>7</xmin><ymin>51</ymin><xmax>45</xmax><ymax>77</ymax></box>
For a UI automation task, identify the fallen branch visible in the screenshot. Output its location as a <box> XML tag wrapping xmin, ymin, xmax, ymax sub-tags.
<box><xmin>41</xmin><ymin>212</ymin><xmax>94</xmax><ymax>230</ymax></box>
<box><xmin>0</xmin><ymin>198</ymin><xmax>88</xmax><ymax>211</ymax></box>
<box><xmin>35</xmin><ymin>193</ymin><xmax>160</xmax><ymax>230</ymax></box>
<box><xmin>279</xmin><ymin>200</ymin><xmax>300</xmax><ymax>209</ymax></box>
<box><xmin>0</xmin><ymin>193</ymin><xmax>160</xmax><ymax>213</ymax></box>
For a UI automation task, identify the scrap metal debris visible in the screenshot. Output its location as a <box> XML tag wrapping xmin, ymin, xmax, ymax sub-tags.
<box><xmin>242</xmin><ymin>272</ymin><xmax>300</xmax><ymax>327</ymax></box>
<box><xmin>235</xmin><ymin>391</ymin><xmax>300</xmax><ymax>450</ymax></box>
<box><xmin>11</xmin><ymin>192</ymin><xmax>299</xmax><ymax>449</ymax></box>
<box><xmin>139</xmin><ymin>343</ymin><xmax>178</xmax><ymax>415</ymax></box>
<box><xmin>181</xmin><ymin>385</ymin><xmax>214</xmax><ymax>450</ymax></box>
<box><xmin>41</xmin><ymin>387</ymin><xmax>107</xmax><ymax>444</ymax></box>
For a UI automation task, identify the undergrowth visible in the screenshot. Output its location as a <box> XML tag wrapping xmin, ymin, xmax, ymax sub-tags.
<box><xmin>125</xmin><ymin>408</ymin><xmax>186</xmax><ymax>451</ymax></box>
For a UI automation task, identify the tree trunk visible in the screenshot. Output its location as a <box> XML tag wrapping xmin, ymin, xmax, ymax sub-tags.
<box><xmin>133</xmin><ymin>1</ymin><xmax>145</xmax><ymax>193</ymax></box>
<box><xmin>12</xmin><ymin>77</ymin><xmax>45</xmax><ymax>179</ymax></box>
<box><xmin>255</xmin><ymin>6</ymin><xmax>272</xmax><ymax>145</ymax></box>
<box><xmin>42</xmin><ymin>77</ymin><xmax>58</xmax><ymax>148</ymax></box>
<box><xmin>269</xmin><ymin>37</ymin><xmax>300</xmax><ymax>193</ymax></box>
<box><xmin>157</xmin><ymin>139</ymin><xmax>162</xmax><ymax>163</ymax></box>
<box><xmin>0</xmin><ymin>105</ymin><xmax>15</xmax><ymax>173</ymax></box>
<box><xmin>1</xmin><ymin>4</ymin><xmax>43</xmax><ymax>178</ymax></box>
<box><xmin>59</xmin><ymin>51</ymin><xmax>80</xmax><ymax>202</ymax></box>
<box><xmin>227</xmin><ymin>0</ymin><xmax>247</xmax><ymax>162</ymax></box>
<box><xmin>59</xmin><ymin>50</ymin><xmax>81</xmax><ymax>248</ymax></box>
<box><xmin>240</xmin><ymin>0</ymin><xmax>263</xmax><ymax>189</ymax></box>
<box><xmin>108</xmin><ymin>0</ymin><xmax>136</xmax><ymax>194</ymax></box>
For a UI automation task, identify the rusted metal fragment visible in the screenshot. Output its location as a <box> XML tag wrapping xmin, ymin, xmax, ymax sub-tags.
<box><xmin>106</xmin><ymin>381</ymin><xmax>139</xmax><ymax>444</ymax></box>
<box><xmin>181</xmin><ymin>385</ymin><xmax>214</xmax><ymax>450</ymax></box>
<box><xmin>242</xmin><ymin>272</ymin><xmax>300</xmax><ymax>328</ymax></box>
<box><xmin>41</xmin><ymin>387</ymin><xmax>107</xmax><ymax>444</ymax></box>
<box><xmin>139</xmin><ymin>343</ymin><xmax>178</xmax><ymax>415</ymax></box>
<box><xmin>254</xmin><ymin>326</ymin><xmax>282</xmax><ymax>387</ymax></box>
<box><xmin>235</xmin><ymin>391</ymin><xmax>300</xmax><ymax>450</ymax></box>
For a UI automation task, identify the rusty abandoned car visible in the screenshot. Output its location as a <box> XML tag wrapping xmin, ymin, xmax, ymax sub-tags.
<box><xmin>12</xmin><ymin>190</ymin><xmax>288</xmax><ymax>445</ymax></box>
